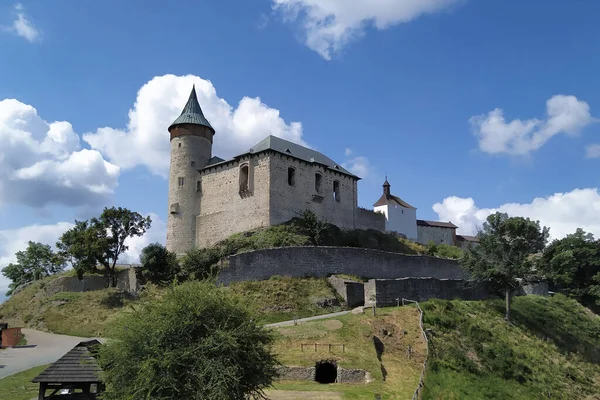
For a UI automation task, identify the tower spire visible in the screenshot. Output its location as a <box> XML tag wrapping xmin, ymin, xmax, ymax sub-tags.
<box><xmin>169</xmin><ymin>85</ymin><xmax>215</xmax><ymax>133</ymax></box>
<box><xmin>383</xmin><ymin>177</ymin><xmax>391</xmax><ymax>196</ymax></box>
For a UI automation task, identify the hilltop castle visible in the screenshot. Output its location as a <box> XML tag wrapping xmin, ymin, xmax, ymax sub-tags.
<box><xmin>166</xmin><ymin>87</ymin><xmax>477</xmax><ymax>255</ymax></box>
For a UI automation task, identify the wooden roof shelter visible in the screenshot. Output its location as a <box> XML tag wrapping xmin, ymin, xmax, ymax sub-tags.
<box><xmin>31</xmin><ymin>339</ymin><xmax>105</xmax><ymax>400</ymax></box>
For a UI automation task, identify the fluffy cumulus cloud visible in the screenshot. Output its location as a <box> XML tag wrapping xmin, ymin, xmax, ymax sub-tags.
<box><xmin>342</xmin><ymin>149</ymin><xmax>377</xmax><ymax>180</ymax></box>
<box><xmin>0</xmin><ymin>99</ymin><xmax>120</xmax><ymax>209</ymax></box>
<box><xmin>0</xmin><ymin>214</ymin><xmax>166</xmax><ymax>297</ymax></box>
<box><xmin>2</xmin><ymin>3</ymin><xmax>40</xmax><ymax>42</ymax></box>
<box><xmin>272</xmin><ymin>0</ymin><xmax>463</xmax><ymax>59</ymax></box>
<box><xmin>585</xmin><ymin>144</ymin><xmax>600</xmax><ymax>159</ymax></box>
<box><xmin>83</xmin><ymin>74</ymin><xmax>305</xmax><ymax>177</ymax></box>
<box><xmin>432</xmin><ymin>188</ymin><xmax>600</xmax><ymax>240</ymax></box>
<box><xmin>470</xmin><ymin>95</ymin><xmax>596</xmax><ymax>156</ymax></box>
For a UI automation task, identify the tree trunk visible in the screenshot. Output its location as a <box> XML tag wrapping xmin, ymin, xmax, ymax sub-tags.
<box><xmin>505</xmin><ymin>287</ymin><xmax>511</xmax><ymax>321</ymax></box>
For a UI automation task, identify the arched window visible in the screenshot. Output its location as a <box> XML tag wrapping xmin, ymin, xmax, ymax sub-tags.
<box><xmin>315</xmin><ymin>173</ymin><xmax>322</xmax><ymax>193</ymax></box>
<box><xmin>333</xmin><ymin>180</ymin><xmax>340</xmax><ymax>202</ymax></box>
<box><xmin>288</xmin><ymin>167</ymin><xmax>296</xmax><ymax>186</ymax></box>
<box><xmin>240</xmin><ymin>164</ymin><xmax>249</xmax><ymax>192</ymax></box>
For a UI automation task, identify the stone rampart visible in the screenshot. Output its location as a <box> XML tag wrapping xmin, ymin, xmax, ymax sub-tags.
<box><xmin>43</xmin><ymin>268</ymin><xmax>142</xmax><ymax>296</ymax></box>
<box><xmin>355</xmin><ymin>208</ymin><xmax>386</xmax><ymax>232</ymax></box>
<box><xmin>218</xmin><ymin>247</ymin><xmax>467</xmax><ymax>285</ymax></box>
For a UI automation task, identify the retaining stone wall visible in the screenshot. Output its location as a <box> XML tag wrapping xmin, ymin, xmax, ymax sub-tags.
<box><xmin>43</xmin><ymin>268</ymin><xmax>142</xmax><ymax>296</ymax></box>
<box><xmin>219</xmin><ymin>247</ymin><xmax>467</xmax><ymax>285</ymax></box>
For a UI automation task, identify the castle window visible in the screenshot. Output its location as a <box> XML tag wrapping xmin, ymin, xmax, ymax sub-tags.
<box><xmin>333</xmin><ymin>180</ymin><xmax>340</xmax><ymax>202</ymax></box>
<box><xmin>196</xmin><ymin>180</ymin><xmax>202</xmax><ymax>193</ymax></box>
<box><xmin>315</xmin><ymin>173</ymin><xmax>322</xmax><ymax>193</ymax></box>
<box><xmin>288</xmin><ymin>167</ymin><xmax>296</xmax><ymax>186</ymax></box>
<box><xmin>178</xmin><ymin>177</ymin><xmax>185</xmax><ymax>187</ymax></box>
<box><xmin>240</xmin><ymin>164</ymin><xmax>249</xmax><ymax>192</ymax></box>
<box><xmin>178</xmin><ymin>143</ymin><xmax>181</xmax><ymax>148</ymax></box>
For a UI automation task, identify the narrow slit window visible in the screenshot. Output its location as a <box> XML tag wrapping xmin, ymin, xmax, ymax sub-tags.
<box><xmin>240</xmin><ymin>165</ymin><xmax>249</xmax><ymax>192</ymax></box>
<box><xmin>196</xmin><ymin>180</ymin><xmax>202</xmax><ymax>193</ymax></box>
<box><xmin>333</xmin><ymin>180</ymin><xmax>340</xmax><ymax>202</ymax></box>
<box><xmin>315</xmin><ymin>173</ymin><xmax>322</xmax><ymax>193</ymax></box>
<box><xmin>288</xmin><ymin>167</ymin><xmax>296</xmax><ymax>186</ymax></box>
<box><xmin>178</xmin><ymin>177</ymin><xmax>185</xmax><ymax>187</ymax></box>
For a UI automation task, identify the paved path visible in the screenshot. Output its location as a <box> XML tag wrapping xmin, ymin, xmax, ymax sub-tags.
<box><xmin>265</xmin><ymin>311</ymin><xmax>350</xmax><ymax>328</ymax></box>
<box><xmin>0</xmin><ymin>329</ymin><xmax>95</xmax><ymax>379</ymax></box>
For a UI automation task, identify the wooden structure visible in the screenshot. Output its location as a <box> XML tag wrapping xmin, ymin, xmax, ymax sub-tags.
<box><xmin>31</xmin><ymin>339</ymin><xmax>105</xmax><ymax>400</ymax></box>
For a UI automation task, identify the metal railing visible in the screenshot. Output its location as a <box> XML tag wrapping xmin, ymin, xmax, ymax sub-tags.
<box><xmin>402</xmin><ymin>298</ymin><xmax>429</xmax><ymax>400</ymax></box>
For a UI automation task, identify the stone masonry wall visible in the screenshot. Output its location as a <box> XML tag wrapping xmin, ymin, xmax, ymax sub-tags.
<box><xmin>355</xmin><ymin>208</ymin><xmax>386</xmax><ymax>231</ymax></box>
<box><xmin>269</xmin><ymin>153</ymin><xmax>360</xmax><ymax>230</ymax></box>
<box><xmin>43</xmin><ymin>268</ymin><xmax>142</xmax><ymax>296</ymax></box>
<box><xmin>327</xmin><ymin>276</ymin><xmax>365</xmax><ymax>307</ymax></box>
<box><xmin>197</xmin><ymin>153</ymin><xmax>271</xmax><ymax>247</ymax></box>
<box><xmin>417</xmin><ymin>225</ymin><xmax>456</xmax><ymax>245</ymax></box>
<box><xmin>218</xmin><ymin>246</ymin><xmax>467</xmax><ymax>285</ymax></box>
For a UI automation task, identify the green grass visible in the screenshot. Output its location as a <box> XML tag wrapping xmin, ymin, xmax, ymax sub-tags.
<box><xmin>421</xmin><ymin>295</ymin><xmax>600</xmax><ymax>400</ymax></box>
<box><xmin>0</xmin><ymin>364</ymin><xmax>49</xmax><ymax>400</ymax></box>
<box><xmin>271</xmin><ymin>306</ymin><xmax>426</xmax><ymax>399</ymax></box>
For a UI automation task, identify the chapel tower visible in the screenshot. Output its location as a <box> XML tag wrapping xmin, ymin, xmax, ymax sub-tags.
<box><xmin>166</xmin><ymin>85</ymin><xmax>215</xmax><ymax>255</ymax></box>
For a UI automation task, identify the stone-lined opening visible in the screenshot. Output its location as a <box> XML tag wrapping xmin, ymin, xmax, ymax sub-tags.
<box><xmin>315</xmin><ymin>361</ymin><xmax>337</xmax><ymax>384</ymax></box>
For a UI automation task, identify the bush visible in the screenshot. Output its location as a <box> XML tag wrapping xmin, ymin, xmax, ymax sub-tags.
<box><xmin>180</xmin><ymin>248</ymin><xmax>222</xmax><ymax>280</ymax></box>
<box><xmin>140</xmin><ymin>243</ymin><xmax>179</xmax><ymax>284</ymax></box>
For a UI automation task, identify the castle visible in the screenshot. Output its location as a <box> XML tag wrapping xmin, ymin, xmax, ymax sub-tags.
<box><xmin>166</xmin><ymin>87</ymin><xmax>477</xmax><ymax>255</ymax></box>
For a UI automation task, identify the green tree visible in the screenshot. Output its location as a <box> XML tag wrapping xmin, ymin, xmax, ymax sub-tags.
<box><xmin>98</xmin><ymin>280</ymin><xmax>279</xmax><ymax>400</ymax></box>
<box><xmin>1</xmin><ymin>241</ymin><xmax>65</xmax><ymax>295</ymax></box>
<box><xmin>299</xmin><ymin>209</ymin><xmax>328</xmax><ymax>245</ymax></box>
<box><xmin>460</xmin><ymin>212</ymin><xmax>549</xmax><ymax>321</ymax></box>
<box><xmin>539</xmin><ymin>228</ymin><xmax>600</xmax><ymax>311</ymax></box>
<box><xmin>57</xmin><ymin>207</ymin><xmax>151</xmax><ymax>287</ymax></box>
<box><xmin>180</xmin><ymin>247</ymin><xmax>221</xmax><ymax>281</ymax></box>
<box><xmin>140</xmin><ymin>243</ymin><xmax>179</xmax><ymax>284</ymax></box>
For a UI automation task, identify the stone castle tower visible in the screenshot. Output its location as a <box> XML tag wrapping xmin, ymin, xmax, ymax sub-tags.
<box><xmin>166</xmin><ymin>86</ymin><xmax>215</xmax><ymax>255</ymax></box>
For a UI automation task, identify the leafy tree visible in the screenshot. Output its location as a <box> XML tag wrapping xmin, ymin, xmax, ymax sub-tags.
<box><xmin>140</xmin><ymin>243</ymin><xmax>179</xmax><ymax>284</ymax></box>
<box><xmin>57</xmin><ymin>207</ymin><xmax>151</xmax><ymax>287</ymax></box>
<box><xmin>180</xmin><ymin>247</ymin><xmax>221</xmax><ymax>281</ymax></box>
<box><xmin>98</xmin><ymin>280</ymin><xmax>279</xmax><ymax>400</ymax></box>
<box><xmin>1</xmin><ymin>241</ymin><xmax>65</xmax><ymax>295</ymax></box>
<box><xmin>299</xmin><ymin>209</ymin><xmax>328</xmax><ymax>245</ymax></box>
<box><xmin>56</xmin><ymin>220</ymin><xmax>99</xmax><ymax>280</ymax></box>
<box><xmin>460</xmin><ymin>212</ymin><xmax>549</xmax><ymax>321</ymax></box>
<box><xmin>539</xmin><ymin>228</ymin><xmax>600</xmax><ymax>311</ymax></box>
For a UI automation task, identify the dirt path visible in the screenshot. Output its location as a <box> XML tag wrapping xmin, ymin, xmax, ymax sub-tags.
<box><xmin>0</xmin><ymin>329</ymin><xmax>96</xmax><ymax>379</ymax></box>
<box><xmin>265</xmin><ymin>311</ymin><xmax>351</xmax><ymax>328</ymax></box>
<box><xmin>264</xmin><ymin>390</ymin><xmax>343</xmax><ymax>399</ymax></box>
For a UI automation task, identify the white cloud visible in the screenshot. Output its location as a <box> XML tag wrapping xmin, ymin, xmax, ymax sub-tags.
<box><xmin>272</xmin><ymin>0</ymin><xmax>463</xmax><ymax>59</ymax></box>
<box><xmin>470</xmin><ymin>95</ymin><xmax>596</xmax><ymax>156</ymax></box>
<box><xmin>83</xmin><ymin>74</ymin><xmax>305</xmax><ymax>178</ymax></box>
<box><xmin>433</xmin><ymin>188</ymin><xmax>600</xmax><ymax>240</ymax></box>
<box><xmin>585</xmin><ymin>144</ymin><xmax>600</xmax><ymax>159</ymax></box>
<box><xmin>0</xmin><ymin>99</ymin><xmax>120</xmax><ymax>209</ymax></box>
<box><xmin>2</xmin><ymin>3</ymin><xmax>40</xmax><ymax>42</ymax></box>
<box><xmin>342</xmin><ymin>150</ymin><xmax>377</xmax><ymax>180</ymax></box>
<box><xmin>0</xmin><ymin>214</ymin><xmax>167</xmax><ymax>296</ymax></box>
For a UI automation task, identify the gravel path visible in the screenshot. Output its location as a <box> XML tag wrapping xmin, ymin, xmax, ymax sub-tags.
<box><xmin>0</xmin><ymin>329</ymin><xmax>95</xmax><ymax>379</ymax></box>
<box><xmin>265</xmin><ymin>310</ymin><xmax>350</xmax><ymax>328</ymax></box>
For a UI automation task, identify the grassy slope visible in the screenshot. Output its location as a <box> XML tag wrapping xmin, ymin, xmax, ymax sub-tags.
<box><xmin>0</xmin><ymin>276</ymin><xmax>343</xmax><ymax>337</ymax></box>
<box><xmin>0</xmin><ymin>365</ymin><xmax>49</xmax><ymax>400</ymax></box>
<box><xmin>272</xmin><ymin>306</ymin><xmax>426</xmax><ymax>400</ymax></box>
<box><xmin>421</xmin><ymin>295</ymin><xmax>600</xmax><ymax>400</ymax></box>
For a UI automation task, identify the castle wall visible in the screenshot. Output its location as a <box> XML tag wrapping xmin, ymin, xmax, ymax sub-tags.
<box><xmin>268</xmin><ymin>153</ymin><xmax>362</xmax><ymax>230</ymax></box>
<box><xmin>375</xmin><ymin>204</ymin><xmax>418</xmax><ymax>240</ymax></box>
<box><xmin>218</xmin><ymin>246</ymin><xmax>467</xmax><ymax>285</ymax></box>
<box><xmin>197</xmin><ymin>153</ymin><xmax>271</xmax><ymax>247</ymax></box>
<box><xmin>42</xmin><ymin>268</ymin><xmax>142</xmax><ymax>296</ymax></box>
<box><xmin>417</xmin><ymin>225</ymin><xmax>455</xmax><ymax>245</ymax></box>
<box><xmin>167</xmin><ymin>131</ymin><xmax>213</xmax><ymax>255</ymax></box>
<box><xmin>355</xmin><ymin>208</ymin><xmax>386</xmax><ymax>231</ymax></box>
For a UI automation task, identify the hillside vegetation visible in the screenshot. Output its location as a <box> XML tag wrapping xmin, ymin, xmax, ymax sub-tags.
<box><xmin>421</xmin><ymin>295</ymin><xmax>600</xmax><ymax>399</ymax></box>
<box><xmin>0</xmin><ymin>275</ymin><xmax>343</xmax><ymax>337</ymax></box>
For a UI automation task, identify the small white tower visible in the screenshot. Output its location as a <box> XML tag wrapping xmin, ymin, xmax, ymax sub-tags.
<box><xmin>373</xmin><ymin>178</ymin><xmax>418</xmax><ymax>240</ymax></box>
<box><xmin>166</xmin><ymin>86</ymin><xmax>215</xmax><ymax>255</ymax></box>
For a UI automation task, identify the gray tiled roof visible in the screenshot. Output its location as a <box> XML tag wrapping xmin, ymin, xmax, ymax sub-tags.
<box><xmin>169</xmin><ymin>85</ymin><xmax>214</xmax><ymax>132</ymax></box>
<box><xmin>456</xmin><ymin>234</ymin><xmax>479</xmax><ymax>242</ymax></box>
<box><xmin>417</xmin><ymin>219</ymin><xmax>458</xmax><ymax>229</ymax></box>
<box><xmin>373</xmin><ymin>194</ymin><xmax>416</xmax><ymax>209</ymax></box>
<box><xmin>239</xmin><ymin>135</ymin><xmax>357</xmax><ymax>178</ymax></box>
<box><xmin>205</xmin><ymin>156</ymin><xmax>225</xmax><ymax>167</ymax></box>
<box><xmin>32</xmin><ymin>340</ymin><xmax>103</xmax><ymax>383</ymax></box>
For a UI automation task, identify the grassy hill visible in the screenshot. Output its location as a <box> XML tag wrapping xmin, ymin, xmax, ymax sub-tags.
<box><xmin>421</xmin><ymin>295</ymin><xmax>600</xmax><ymax>399</ymax></box>
<box><xmin>0</xmin><ymin>275</ymin><xmax>344</xmax><ymax>337</ymax></box>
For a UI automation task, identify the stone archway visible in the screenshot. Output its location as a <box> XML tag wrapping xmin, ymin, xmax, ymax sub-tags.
<box><xmin>315</xmin><ymin>360</ymin><xmax>337</xmax><ymax>384</ymax></box>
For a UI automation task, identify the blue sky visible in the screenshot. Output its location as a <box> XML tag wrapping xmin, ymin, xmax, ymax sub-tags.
<box><xmin>1</xmin><ymin>0</ymin><xmax>600</xmax><ymax>295</ymax></box>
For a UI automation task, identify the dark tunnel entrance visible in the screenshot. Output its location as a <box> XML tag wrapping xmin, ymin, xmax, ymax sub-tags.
<box><xmin>315</xmin><ymin>361</ymin><xmax>337</xmax><ymax>384</ymax></box>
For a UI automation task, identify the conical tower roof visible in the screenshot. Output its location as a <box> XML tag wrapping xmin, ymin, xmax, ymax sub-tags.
<box><xmin>169</xmin><ymin>85</ymin><xmax>214</xmax><ymax>133</ymax></box>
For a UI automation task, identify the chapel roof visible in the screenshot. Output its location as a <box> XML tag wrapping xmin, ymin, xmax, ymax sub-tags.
<box><xmin>373</xmin><ymin>178</ymin><xmax>416</xmax><ymax>209</ymax></box>
<box><xmin>169</xmin><ymin>85</ymin><xmax>215</xmax><ymax>133</ymax></box>
<box><xmin>31</xmin><ymin>340</ymin><xmax>103</xmax><ymax>384</ymax></box>
<box><xmin>416</xmin><ymin>219</ymin><xmax>458</xmax><ymax>229</ymax></box>
<box><xmin>456</xmin><ymin>234</ymin><xmax>479</xmax><ymax>242</ymax></box>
